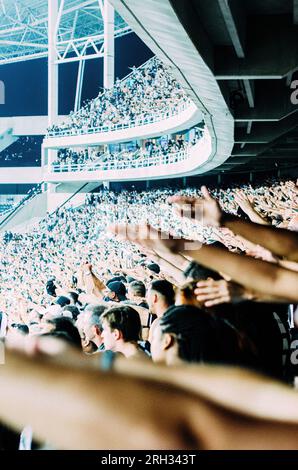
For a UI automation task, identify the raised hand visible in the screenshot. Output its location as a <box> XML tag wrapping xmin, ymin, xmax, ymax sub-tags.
<box><xmin>199</xmin><ymin>186</ymin><xmax>223</xmax><ymax>227</ymax></box>
<box><xmin>234</xmin><ymin>191</ymin><xmax>254</xmax><ymax>215</ymax></box>
<box><xmin>168</xmin><ymin>186</ymin><xmax>222</xmax><ymax>227</ymax></box>
<box><xmin>194</xmin><ymin>279</ymin><xmax>248</xmax><ymax>307</ymax></box>
<box><xmin>108</xmin><ymin>224</ymin><xmax>187</xmax><ymax>254</ymax></box>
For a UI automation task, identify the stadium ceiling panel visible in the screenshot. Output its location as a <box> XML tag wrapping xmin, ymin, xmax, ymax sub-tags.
<box><xmin>0</xmin><ymin>0</ymin><xmax>130</xmax><ymax>64</ymax></box>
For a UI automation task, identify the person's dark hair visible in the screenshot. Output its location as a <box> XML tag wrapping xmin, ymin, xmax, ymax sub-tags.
<box><xmin>209</xmin><ymin>241</ymin><xmax>227</xmax><ymax>250</ymax></box>
<box><xmin>176</xmin><ymin>281</ymin><xmax>198</xmax><ymax>302</ymax></box>
<box><xmin>62</xmin><ymin>305</ymin><xmax>80</xmax><ymax>321</ymax></box>
<box><xmin>129</xmin><ymin>280</ymin><xmax>146</xmax><ymax>298</ymax></box>
<box><xmin>183</xmin><ymin>261</ymin><xmax>222</xmax><ymax>282</ymax></box>
<box><xmin>44</xmin><ymin>317</ymin><xmax>81</xmax><ymax>348</ymax></box>
<box><xmin>46</xmin><ymin>279</ymin><xmax>57</xmax><ymax>297</ymax></box>
<box><xmin>101</xmin><ymin>306</ymin><xmax>142</xmax><ymax>342</ymax></box>
<box><xmin>150</xmin><ymin>280</ymin><xmax>175</xmax><ymax>306</ymax></box>
<box><xmin>55</xmin><ymin>296</ymin><xmax>71</xmax><ymax>308</ymax></box>
<box><xmin>159</xmin><ymin>305</ymin><xmax>256</xmax><ymax>367</ymax></box>
<box><xmin>11</xmin><ymin>323</ymin><xmax>29</xmax><ymax>335</ymax></box>
<box><xmin>147</xmin><ymin>263</ymin><xmax>160</xmax><ymax>274</ymax></box>
<box><xmin>67</xmin><ymin>291</ymin><xmax>80</xmax><ymax>305</ymax></box>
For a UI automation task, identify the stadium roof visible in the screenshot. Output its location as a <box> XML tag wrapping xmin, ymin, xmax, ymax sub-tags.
<box><xmin>0</xmin><ymin>0</ymin><xmax>131</xmax><ymax>64</ymax></box>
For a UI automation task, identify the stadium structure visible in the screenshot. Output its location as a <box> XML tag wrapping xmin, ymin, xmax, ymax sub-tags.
<box><xmin>0</xmin><ymin>0</ymin><xmax>297</xmax><ymax>232</ymax></box>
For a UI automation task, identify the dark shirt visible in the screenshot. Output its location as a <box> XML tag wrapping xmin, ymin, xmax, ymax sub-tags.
<box><xmin>215</xmin><ymin>301</ymin><xmax>290</xmax><ymax>381</ymax></box>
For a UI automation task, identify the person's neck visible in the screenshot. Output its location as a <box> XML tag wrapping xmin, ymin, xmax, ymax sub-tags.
<box><xmin>155</xmin><ymin>302</ymin><xmax>169</xmax><ymax>318</ymax></box>
<box><xmin>116</xmin><ymin>341</ymin><xmax>139</xmax><ymax>358</ymax></box>
<box><xmin>134</xmin><ymin>297</ymin><xmax>146</xmax><ymax>305</ymax></box>
<box><xmin>166</xmin><ymin>351</ymin><xmax>185</xmax><ymax>367</ymax></box>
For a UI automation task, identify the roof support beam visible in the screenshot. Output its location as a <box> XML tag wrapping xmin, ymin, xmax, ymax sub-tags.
<box><xmin>74</xmin><ymin>59</ymin><xmax>86</xmax><ymax>113</ymax></box>
<box><xmin>234</xmin><ymin>80</ymin><xmax>297</xmax><ymax>121</ymax></box>
<box><xmin>71</xmin><ymin>9</ymin><xmax>79</xmax><ymax>40</ymax></box>
<box><xmin>98</xmin><ymin>0</ymin><xmax>104</xmax><ymax>18</ymax></box>
<box><xmin>104</xmin><ymin>0</ymin><xmax>115</xmax><ymax>89</ymax></box>
<box><xmin>215</xmin><ymin>17</ymin><xmax>298</xmax><ymax>79</ymax></box>
<box><xmin>0</xmin><ymin>0</ymin><xmax>5</xmax><ymax>15</ymax></box>
<box><xmin>232</xmin><ymin>145</ymin><xmax>267</xmax><ymax>156</ymax></box>
<box><xmin>217</xmin><ymin>0</ymin><xmax>246</xmax><ymax>58</ymax></box>
<box><xmin>240</xmin><ymin>120</ymin><xmax>253</xmax><ymax>149</ymax></box>
<box><xmin>235</xmin><ymin>113</ymin><xmax>298</xmax><ymax>143</ymax></box>
<box><xmin>0</xmin><ymin>40</ymin><xmax>47</xmax><ymax>48</ymax></box>
<box><xmin>48</xmin><ymin>0</ymin><xmax>59</xmax><ymax>126</ymax></box>
<box><xmin>243</xmin><ymin>79</ymin><xmax>254</xmax><ymax>108</ymax></box>
<box><xmin>0</xmin><ymin>0</ymin><xmax>130</xmax><ymax>64</ymax></box>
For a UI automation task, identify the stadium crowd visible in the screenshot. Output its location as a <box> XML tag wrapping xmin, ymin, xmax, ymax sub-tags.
<box><xmin>47</xmin><ymin>57</ymin><xmax>190</xmax><ymax>137</ymax></box>
<box><xmin>2</xmin><ymin>176</ymin><xmax>298</xmax><ymax>449</ymax></box>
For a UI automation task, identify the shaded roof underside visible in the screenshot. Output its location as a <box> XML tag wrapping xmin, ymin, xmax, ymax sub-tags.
<box><xmin>169</xmin><ymin>0</ymin><xmax>298</xmax><ymax>175</ymax></box>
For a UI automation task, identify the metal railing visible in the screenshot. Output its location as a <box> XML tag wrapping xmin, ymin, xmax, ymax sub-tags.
<box><xmin>50</xmin><ymin>148</ymin><xmax>190</xmax><ymax>173</ymax></box>
<box><xmin>46</xmin><ymin>98</ymin><xmax>193</xmax><ymax>138</ymax></box>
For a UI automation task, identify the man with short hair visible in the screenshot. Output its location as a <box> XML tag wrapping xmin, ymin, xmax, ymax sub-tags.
<box><xmin>80</xmin><ymin>304</ymin><xmax>107</xmax><ymax>352</ymax></box>
<box><xmin>147</xmin><ymin>280</ymin><xmax>175</xmax><ymax>343</ymax></box>
<box><xmin>101</xmin><ymin>306</ymin><xmax>146</xmax><ymax>359</ymax></box>
<box><xmin>126</xmin><ymin>281</ymin><xmax>148</xmax><ymax>309</ymax></box>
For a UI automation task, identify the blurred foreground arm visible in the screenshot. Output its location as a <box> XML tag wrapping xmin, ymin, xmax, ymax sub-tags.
<box><xmin>2</xmin><ymin>351</ymin><xmax>298</xmax><ymax>449</ymax></box>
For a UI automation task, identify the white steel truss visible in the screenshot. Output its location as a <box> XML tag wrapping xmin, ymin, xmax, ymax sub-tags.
<box><xmin>0</xmin><ymin>0</ymin><xmax>131</xmax><ymax>65</ymax></box>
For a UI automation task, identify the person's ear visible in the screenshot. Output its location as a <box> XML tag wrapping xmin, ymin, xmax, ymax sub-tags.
<box><xmin>162</xmin><ymin>333</ymin><xmax>175</xmax><ymax>351</ymax></box>
<box><xmin>113</xmin><ymin>328</ymin><xmax>122</xmax><ymax>341</ymax></box>
<box><xmin>154</xmin><ymin>293</ymin><xmax>158</xmax><ymax>304</ymax></box>
<box><xmin>94</xmin><ymin>325</ymin><xmax>101</xmax><ymax>336</ymax></box>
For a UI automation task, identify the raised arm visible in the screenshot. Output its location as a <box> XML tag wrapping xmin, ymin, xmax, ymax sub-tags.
<box><xmin>222</xmin><ymin>215</ymin><xmax>298</xmax><ymax>262</ymax></box>
<box><xmin>233</xmin><ymin>191</ymin><xmax>270</xmax><ymax>225</ymax></box>
<box><xmin>169</xmin><ymin>186</ymin><xmax>298</xmax><ymax>262</ymax></box>
<box><xmin>180</xmin><ymin>243</ymin><xmax>298</xmax><ymax>303</ymax></box>
<box><xmin>109</xmin><ymin>224</ymin><xmax>298</xmax><ymax>304</ymax></box>
<box><xmin>81</xmin><ymin>262</ymin><xmax>105</xmax><ymax>299</ymax></box>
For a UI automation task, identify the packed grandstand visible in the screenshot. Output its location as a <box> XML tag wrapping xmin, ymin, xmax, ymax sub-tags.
<box><xmin>2</xmin><ymin>0</ymin><xmax>298</xmax><ymax>455</ymax></box>
<box><xmin>47</xmin><ymin>57</ymin><xmax>191</xmax><ymax>137</ymax></box>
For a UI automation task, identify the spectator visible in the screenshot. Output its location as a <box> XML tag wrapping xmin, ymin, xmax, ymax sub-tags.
<box><xmin>150</xmin><ymin>305</ymin><xmax>258</xmax><ymax>368</ymax></box>
<box><xmin>126</xmin><ymin>281</ymin><xmax>148</xmax><ymax>309</ymax></box>
<box><xmin>100</xmin><ymin>306</ymin><xmax>146</xmax><ymax>358</ymax></box>
<box><xmin>80</xmin><ymin>304</ymin><xmax>107</xmax><ymax>351</ymax></box>
<box><xmin>147</xmin><ymin>280</ymin><xmax>175</xmax><ymax>343</ymax></box>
